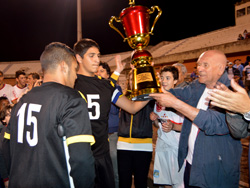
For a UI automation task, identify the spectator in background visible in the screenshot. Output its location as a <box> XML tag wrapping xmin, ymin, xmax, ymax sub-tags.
<box><xmin>0</xmin><ymin>71</ymin><xmax>16</xmax><ymax>104</ymax></box>
<box><xmin>17</xmin><ymin>72</ymin><xmax>41</xmax><ymax>102</ymax></box>
<box><xmin>243</xmin><ymin>60</ymin><xmax>250</xmax><ymax>93</ymax></box>
<box><xmin>96</xmin><ymin>62</ymin><xmax>122</xmax><ymax>188</ymax></box>
<box><xmin>226</xmin><ymin>61</ymin><xmax>240</xmax><ymax>80</ymax></box>
<box><xmin>234</xmin><ymin>71</ymin><xmax>244</xmax><ymax>88</ymax></box>
<box><xmin>237</xmin><ymin>33</ymin><xmax>244</xmax><ymax>40</ymax></box>
<box><xmin>190</xmin><ymin>67</ymin><xmax>199</xmax><ymax>81</ymax></box>
<box><xmin>173</xmin><ymin>63</ymin><xmax>189</xmax><ymax>88</ymax></box>
<box><xmin>244</xmin><ymin>56</ymin><xmax>250</xmax><ymax>67</ymax></box>
<box><xmin>0</xmin><ymin>104</ymin><xmax>12</xmax><ymax>188</ymax></box>
<box><xmin>243</xmin><ymin>29</ymin><xmax>250</xmax><ymax>39</ymax></box>
<box><xmin>27</xmin><ymin>72</ymin><xmax>40</xmax><ymax>91</ymax></box>
<box><xmin>12</xmin><ymin>70</ymin><xmax>28</xmax><ymax>104</ymax></box>
<box><xmin>233</xmin><ymin>59</ymin><xmax>244</xmax><ymax>78</ymax></box>
<box><xmin>0</xmin><ymin>97</ymin><xmax>10</xmax><ymax>133</ymax></box>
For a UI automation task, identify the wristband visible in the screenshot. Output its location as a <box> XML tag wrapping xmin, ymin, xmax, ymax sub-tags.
<box><xmin>113</xmin><ymin>71</ymin><xmax>120</xmax><ymax>76</ymax></box>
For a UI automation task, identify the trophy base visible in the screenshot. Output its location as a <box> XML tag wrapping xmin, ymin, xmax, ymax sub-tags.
<box><xmin>131</xmin><ymin>88</ymin><xmax>159</xmax><ymax>101</ymax></box>
<box><xmin>132</xmin><ymin>93</ymin><xmax>154</xmax><ymax>101</ymax></box>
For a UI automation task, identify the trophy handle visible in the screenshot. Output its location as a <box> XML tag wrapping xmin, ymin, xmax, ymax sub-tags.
<box><xmin>109</xmin><ymin>16</ymin><xmax>127</xmax><ymax>41</ymax></box>
<box><xmin>129</xmin><ymin>0</ymin><xmax>135</xmax><ymax>6</ymax></box>
<box><xmin>148</xmin><ymin>6</ymin><xmax>162</xmax><ymax>35</ymax></box>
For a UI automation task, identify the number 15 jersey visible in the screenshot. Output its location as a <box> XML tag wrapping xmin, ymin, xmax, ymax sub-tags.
<box><xmin>3</xmin><ymin>82</ymin><xmax>95</xmax><ymax>188</ymax></box>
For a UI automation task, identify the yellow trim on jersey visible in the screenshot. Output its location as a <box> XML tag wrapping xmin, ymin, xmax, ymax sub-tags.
<box><xmin>110</xmin><ymin>81</ymin><xmax>115</xmax><ymax>87</ymax></box>
<box><xmin>129</xmin><ymin>115</ymin><xmax>133</xmax><ymax>138</ymax></box>
<box><xmin>4</xmin><ymin>132</ymin><xmax>10</xmax><ymax>140</ymax></box>
<box><xmin>66</xmin><ymin>135</ymin><xmax>95</xmax><ymax>146</ymax></box>
<box><xmin>97</xmin><ymin>76</ymin><xmax>102</xmax><ymax>80</ymax></box>
<box><xmin>118</xmin><ymin>137</ymin><xmax>152</xmax><ymax>144</ymax></box>
<box><xmin>78</xmin><ymin>91</ymin><xmax>87</xmax><ymax>103</ymax></box>
<box><xmin>110</xmin><ymin>73</ymin><xmax>119</xmax><ymax>81</ymax></box>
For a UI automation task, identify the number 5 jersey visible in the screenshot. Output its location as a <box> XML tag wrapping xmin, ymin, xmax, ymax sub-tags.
<box><xmin>74</xmin><ymin>74</ymin><xmax>122</xmax><ymax>158</ymax></box>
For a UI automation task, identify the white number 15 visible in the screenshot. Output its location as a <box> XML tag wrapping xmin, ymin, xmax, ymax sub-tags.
<box><xmin>17</xmin><ymin>103</ymin><xmax>42</xmax><ymax>147</ymax></box>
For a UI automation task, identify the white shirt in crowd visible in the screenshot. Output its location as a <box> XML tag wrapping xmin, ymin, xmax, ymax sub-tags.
<box><xmin>243</xmin><ymin>65</ymin><xmax>250</xmax><ymax>80</ymax></box>
<box><xmin>13</xmin><ymin>85</ymin><xmax>28</xmax><ymax>101</ymax></box>
<box><xmin>0</xmin><ymin>84</ymin><xmax>16</xmax><ymax>103</ymax></box>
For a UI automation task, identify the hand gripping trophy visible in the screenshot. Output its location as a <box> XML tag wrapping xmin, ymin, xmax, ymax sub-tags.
<box><xmin>109</xmin><ymin>0</ymin><xmax>162</xmax><ymax>100</ymax></box>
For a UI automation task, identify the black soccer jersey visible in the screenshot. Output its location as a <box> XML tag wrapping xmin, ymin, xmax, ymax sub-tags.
<box><xmin>3</xmin><ymin>82</ymin><xmax>95</xmax><ymax>188</ymax></box>
<box><xmin>74</xmin><ymin>74</ymin><xmax>121</xmax><ymax>158</ymax></box>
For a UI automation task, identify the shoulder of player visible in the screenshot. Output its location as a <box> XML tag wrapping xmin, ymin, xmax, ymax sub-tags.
<box><xmin>37</xmin><ymin>82</ymin><xmax>82</xmax><ymax>99</ymax></box>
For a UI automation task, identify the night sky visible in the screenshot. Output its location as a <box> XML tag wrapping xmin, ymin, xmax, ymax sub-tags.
<box><xmin>0</xmin><ymin>0</ymin><xmax>240</xmax><ymax>62</ymax></box>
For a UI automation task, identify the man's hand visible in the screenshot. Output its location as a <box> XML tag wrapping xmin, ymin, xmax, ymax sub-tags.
<box><xmin>150</xmin><ymin>92</ymin><xmax>199</xmax><ymax>122</ymax></box>
<box><xmin>162</xmin><ymin>120</ymin><xmax>173</xmax><ymax>133</ymax></box>
<box><xmin>114</xmin><ymin>55</ymin><xmax>126</xmax><ymax>74</ymax></box>
<box><xmin>208</xmin><ymin>79</ymin><xmax>250</xmax><ymax>114</ymax></box>
<box><xmin>150</xmin><ymin>112</ymin><xmax>158</xmax><ymax>121</ymax></box>
<box><xmin>150</xmin><ymin>92</ymin><xmax>177</xmax><ymax>108</ymax></box>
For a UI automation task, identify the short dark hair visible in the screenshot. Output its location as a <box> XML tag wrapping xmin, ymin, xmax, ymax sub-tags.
<box><xmin>28</xmin><ymin>72</ymin><xmax>40</xmax><ymax>80</ymax></box>
<box><xmin>40</xmin><ymin>42</ymin><xmax>75</xmax><ymax>73</ymax></box>
<box><xmin>73</xmin><ymin>38</ymin><xmax>100</xmax><ymax>58</ymax></box>
<box><xmin>0</xmin><ymin>96</ymin><xmax>8</xmax><ymax>103</ymax></box>
<box><xmin>247</xmin><ymin>56</ymin><xmax>250</xmax><ymax>62</ymax></box>
<box><xmin>160</xmin><ymin>66</ymin><xmax>179</xmax><ymax>81</ymax></box>
<box><xmin>99</xmin><ymin>62</ymin><xmax>111</xmax><ymax>77</ymax></box>
<box><xmin>0</xmin><ymin>104</ymin><xmax>12</xmax><ymax>123</ymax></box>
<box><xmin>15</xmin><ymin>70</ymin><xmax>26</xmax><ymax>79</ymax></box>
<box><xmin>0</xmin><ymin>96</ymin><xmax>9</xmax><ymax>111</ymax></box>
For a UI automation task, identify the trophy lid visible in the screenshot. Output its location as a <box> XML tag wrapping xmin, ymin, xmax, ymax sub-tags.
<box><xmin>120</xmin><ymin>5</ymin><xmax>149</xmax><ymax>18</ymax></box>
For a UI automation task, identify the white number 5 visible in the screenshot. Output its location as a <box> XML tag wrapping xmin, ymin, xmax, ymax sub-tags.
<box><xmin>17</xmin><ymin>103</ymin><xmax>42</xmax><ymax>147</ymax></box>
<box><xmin>87</xmin><ymin>94</ymin><xmax>100</xmax><ymax>120</ymax></box>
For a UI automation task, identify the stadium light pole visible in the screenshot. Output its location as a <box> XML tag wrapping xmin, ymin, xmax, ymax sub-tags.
<box><xmin>77</xmin><ymin>0</ymin><xmax>82</xmax><ymax>41</ymax></box>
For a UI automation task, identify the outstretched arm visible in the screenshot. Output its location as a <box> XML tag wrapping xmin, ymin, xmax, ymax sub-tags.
<box><xmin>150</xmin><ymin>92</ymin><xmax>199</xmax><ymax>121</ymax></box>
<box><xmin>115</xmin><ymin>95</ymin><xmax>149</xmax><ymax>114</ymax></box>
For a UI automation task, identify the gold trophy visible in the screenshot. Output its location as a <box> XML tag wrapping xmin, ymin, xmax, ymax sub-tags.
<box><xmin>109</xmin><ymin>0</ymin><xmax>162</xmax><ymax>100</ymax></box>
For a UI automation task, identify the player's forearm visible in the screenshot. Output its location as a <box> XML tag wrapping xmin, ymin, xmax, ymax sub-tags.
<box><xmin>126</xmin><ymin>100</ymin><xmax>149</xmax><ymax>114</ymax></box>
<box><xmin>116</xmin><ymin>96</ymin><xmax>149</xmax><ymax>114</ymax></box>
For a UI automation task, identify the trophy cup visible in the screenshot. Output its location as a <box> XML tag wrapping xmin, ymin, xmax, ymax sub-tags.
<box><xmin>109</xmin><ymin>0</ymin><xmax>162</xmax><ymax>100</ymax></box>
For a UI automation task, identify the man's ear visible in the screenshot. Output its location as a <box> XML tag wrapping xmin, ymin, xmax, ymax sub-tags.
<box><xmin>218</xmin><ymin>64</ymin><xmax>225</xmax><ymax>76</ymax></box>
<box><xmin>75</xmin><ymin>54</ymin><xmax>82</xmax><ymax>64</ymax></box>
<box><xmin>174</xmin><ymin>80</ymin><xmax>178</xmax><ymax>85</ymax></box>
<box><xmin>59</xmin><ymin>61</ymin><xmax>68</xmax><ymax>74</ymax></box>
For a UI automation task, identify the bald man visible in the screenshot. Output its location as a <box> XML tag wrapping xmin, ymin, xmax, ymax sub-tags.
<box><xmin>150</xmin><ymin>50</ymin><xmax>242</xmax><ymax>188</ymax></box>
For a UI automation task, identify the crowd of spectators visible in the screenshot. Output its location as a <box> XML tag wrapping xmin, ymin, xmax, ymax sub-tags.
<box><xmin>237</xmin><ymin>29</ymin><xmax>250</xmax><ymax>40</ymax></box>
